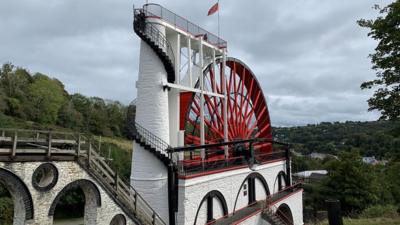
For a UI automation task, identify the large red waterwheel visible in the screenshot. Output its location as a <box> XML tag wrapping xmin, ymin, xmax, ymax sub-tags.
<box><xmin>180</xmin><ymin>57</ymin><xmax>273</xmax><ymax>157</ymax></box>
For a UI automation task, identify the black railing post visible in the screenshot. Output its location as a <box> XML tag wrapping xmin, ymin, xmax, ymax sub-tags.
<box><xmin>249</xmin><ymin>142</ymin><xmax>255</xmax><ymax>166</ymax></box>
<box><xmin>285</xmin><ymin>145</ymin><xmax>291</xmax><ymax>186</ymax></box>
<box><xmin>134</xmin><ymin>192</ymin><xmax>137</xmax><ymax>213</ymax></box>
<box><xmin>168</xmin><ymin>161</ymin><xmax>177</xmax><ymax>225</ymax></box>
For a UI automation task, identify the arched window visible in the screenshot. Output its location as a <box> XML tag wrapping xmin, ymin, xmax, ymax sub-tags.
<box><xmin>274</xmin><ymin>171</ymin><xmax>288</xmax><ymax>192</ymax></box>
<box><xmin>193</xmin><ymin>190</ymin><xmax>228</xmax><ymax>225</ymax></box>
<box><xmin>276</xmin><ymin>203</ymin><xmax>293</xmax><ymax>225</ymax></box>
<box><xmin>233</xmin><ymin>172</ymin><xmax>270</xmax><ymax>212</ymax></box>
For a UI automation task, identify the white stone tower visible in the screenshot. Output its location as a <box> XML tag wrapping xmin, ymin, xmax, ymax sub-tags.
<box><xmin>131</xmin><ymin>3</ymin><xmax>303</xmax><ymax>225</ymax></box>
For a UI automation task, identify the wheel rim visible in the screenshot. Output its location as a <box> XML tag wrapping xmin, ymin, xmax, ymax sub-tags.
<box><xmin>181</xmin><ymin>58</ymin><xmax>272</xmax><ymax>154</ymax></box>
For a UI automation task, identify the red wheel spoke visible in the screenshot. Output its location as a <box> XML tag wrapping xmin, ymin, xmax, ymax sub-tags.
<box><xmin>254</xmin><ymin>123</ymin><xmax>271</xmax><ymax>138</ymax></box>
<box><xmin>239</xmin><ymin>68</ymin><xmax>246</xmax><ymax>135</ymax></box>
<box><xmin>183</xmin><ymin>59</ymin><xmax>273</xmax><ymax>156</ymax></box>
<box><xmin>244</xmin><ymin>91</ymin><xmax>261</xmax><ymax>127</ymax></box>
<box><xmin>204</xmin><ymin>95</ymin><xmax>224</xmax><ymax>129</ymax></box>
<box><xmin>209</xmin><ymin>67</ymin><xmax>221</xmax><ymax>129</ymax></box>
<box><xmin>233</xmin><ymin>62</ymin><xmax>238</xmax><ymax>133</ymax></box>
<box><xmin>243</xmin><ymin>79</ymin><xmax>254</xmax><ymax>118</ymax></box>
<box><xmin>189</xmin><ymin>105</ymin><xmax>223</xmax><ymax>139</ymax></box>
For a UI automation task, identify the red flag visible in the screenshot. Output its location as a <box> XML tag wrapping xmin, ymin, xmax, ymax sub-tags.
<box><xmin>207</xmin><ymin>2</ymin><xmax>219</xmax><ymax>16</ymax></box>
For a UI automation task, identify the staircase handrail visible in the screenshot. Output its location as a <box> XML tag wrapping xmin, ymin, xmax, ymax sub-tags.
<box><xmin>134</xmin><ymin>8</ymin><xmax>175</xmax><ymax>71</ymax></box>
<box><xmin>263</xmin><ymin>183</ymin><xmax>302</xmax><ymax>225</ymax></box>
<box><xmin>133</xmin><ymin>122</ymin><xmax>170</xmax><ymax>156</ymax></box>
<box><xmin>137</xmin><ymin>3</ymin><xmax>227</xmax><ymax>49</ymax></box>
<box><xmin>87</xmin><ymin>138</ymin><xmax>167</xmax><ymax>225</ymax></box>
<box><xmin>263</xmin><ymin>204</ymin><xmax>293</xmax><ymax>225</ymax></box>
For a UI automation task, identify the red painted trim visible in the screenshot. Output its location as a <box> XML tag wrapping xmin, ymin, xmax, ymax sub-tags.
<box><xmin>178</xmin><ymin>165</ymin><xmax>248</xmax><ymax>179</ymax></box>
<box><xmin>269</xmin><ymin>188</ymin><xmax>303</xmax><ymax>206</ymax></box>
<box><xmin>259</xmin><ymin>158</ymin><xmax>286</xmax><ymax>165</ymax></box>
<box><xmin>232</xmin><ymin>209</ymin><xmax>262</xmax><ymax>225</ymax></box>
<box><xmin>145</xmin><ymin>15</ymin><xmax>162</xmax><ymax>19</ymax></box>
<box><xmin>178</xmin><ymin>158</ymin><xmax>287</xmax><ymax>179</ymax></box>
<box><xmin>205</xmin><ymin>185</ymin><xmax>303</xmax><ymax>225</ymax></box>
<box><xmin>205</xmin><ymin>202</ymin><xmax>259</xmax><ymax>225</ymax></box>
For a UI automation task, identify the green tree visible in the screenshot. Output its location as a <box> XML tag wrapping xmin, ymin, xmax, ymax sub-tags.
<box><xmin>358</xmin><ymin>1</ymin><xmax>400</xmax><ymax>120</ymax></box>
<box><xmin>123</xmin><ymin>104</ymin><xmax>136</xmax><ymax>138</ymax></box>
<box><xmin>0</xmin><ymin>64</ymin><xmax>32</xmax><ymax>118</ymax></box>
<box><xmin>106</xmin><ymin>101</ymin><xmax>126</xmax><ymax>136</ymax></box>
<box><xmin>322</xmin><ymin>151</ymin><xmax>379</xmax><ymax>214</ymax></box>
<box><xmin>385</xmin><ymin>161</ymin><xmax>400</xmax><ymax>204</ymax></box>
<box><xmin>26</xmin><ymin>74</ymin><xmax>67</xmax><ymax>124</ymax></box>
<box><xmin>57</xmin><ymin>100</ymin><xmax>83</xmax><ymax>129</ymax></box>
<box><xmin>88</xmin><ymin>97</ymin><xmax>110</xmax><ymax>135</ymax></box>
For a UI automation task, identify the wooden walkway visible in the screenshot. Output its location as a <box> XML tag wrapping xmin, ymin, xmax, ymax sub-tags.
<box><xmin>213</xmin><ymin>184</ymin><xmax>302</xmax><ymax>225</ymax></box>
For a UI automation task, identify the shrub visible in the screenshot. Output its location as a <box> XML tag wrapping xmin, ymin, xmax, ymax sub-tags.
<box><xmin>0</xmin><ymin>197</ymin><xmax>13</xmax><ymax>225</ymax></box>
<box><xmin>361</xmin><ymin>205</ymin><xmax>399</xmax><ymax>218</ymax></box>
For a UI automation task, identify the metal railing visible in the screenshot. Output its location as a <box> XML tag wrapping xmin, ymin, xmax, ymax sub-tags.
<box><xmin>87</xmin><ymin>141</ymin><xmax>167</xmax><ymax>225</ymax></box>
<box><xmin>263</xmin><ymin>183</ymin><xmax>302</xmax><ymax>225</ymax></box>
<box><xmin>133</xmin><ymin>122</ymin><xmax>170</xmax><ymax>156</ymax></box>
<box><xmin>0</xmin><ymin>128</ymin><xmax>167</xmax><ymax>225</ymax></box>
<box><xmin>134</xmin><ymin>9</ymin><xmax>175</xmax><ymax>70</ymax></box>
<box><xmin>138</xmin><ymin>3</ymin><xmax>227</xmax><ymax>49</ymax></box>
<box><xmin>169</xmin><ymin>138</ymin><xmax>290</xmax><ymax>176</ymax></box>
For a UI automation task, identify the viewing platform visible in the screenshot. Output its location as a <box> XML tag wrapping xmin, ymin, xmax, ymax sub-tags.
<box><xmin>168</xmin><ymin>139</ymin><xmax>291</xmax><ymax>179</ymax></box>
<box><xmin>134</xmin><ymin>3</ymin><xmax>227</xmax><ymax>50</ymax></box>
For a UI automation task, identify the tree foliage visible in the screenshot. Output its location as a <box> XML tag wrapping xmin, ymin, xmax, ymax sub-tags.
<box><xmin>322</xmin><ymin>152</ymin><xmax>379</xmax><ymax>214</ymax></box>
<box><xmin>358</xmin><ymin>1</ymin><xmax>400</xmax><ymax>120</ymax></box>
<box><xmin>26</xmin><ymin>74</ymin><xmax>67</xmax><ymax>124</ymax></box>
<box><xmin>274</xmin><ymin>120</ymin><xmax>400</xmax><ymax>158</ymax></box>
<box><xmin>299</xmin><ymin>152</ymin><xmax>400</xmax><ymax>217</ymax></box>
<box><xmin>0</xmin><ymin>63</ymin><xmax>136</xmax><ymax>137</ymax></box>
<box><xmin>0</xmin><ymin>62</ymin><xmax>137</xmax><ymax>222</ymax></box>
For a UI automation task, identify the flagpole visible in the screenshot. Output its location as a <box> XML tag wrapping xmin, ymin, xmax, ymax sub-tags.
<box><xmin>218</xmin><ymin>0</ymin><xmax>220</xmax><ymax>45</ymax></box>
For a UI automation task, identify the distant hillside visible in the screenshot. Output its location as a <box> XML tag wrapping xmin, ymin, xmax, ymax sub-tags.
<box><xmin>0</xmin><ymin>62</ymin><xmax>136</xmax><ymax>138</ymax></box>
<box><xmin>273</xmin><ymin>120</ymin><xmax>400</xmax><ymax>159</ymax></box>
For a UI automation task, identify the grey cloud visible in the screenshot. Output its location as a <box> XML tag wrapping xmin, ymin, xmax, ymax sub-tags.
<box><xmin>0</xmin><ymin>0</ymin><xmax>391</xmax><ymax>126</ymax></box>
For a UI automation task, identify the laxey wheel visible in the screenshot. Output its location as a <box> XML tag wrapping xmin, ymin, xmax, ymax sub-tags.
<box><xmin>180</xmin><ymin>57</ymin><xmax>273</xmax><ymax>159</ymax></box>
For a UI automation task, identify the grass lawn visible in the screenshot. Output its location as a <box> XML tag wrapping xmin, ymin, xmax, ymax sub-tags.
<box><xmin>97</xmin><ymin>136</ymin><xmax>133</xmax><ymax>152</ymax></box>
<box><xmin>317</xmin><ymin>217</ymin><xmax>400</xmax><ymax>225</ymax></box>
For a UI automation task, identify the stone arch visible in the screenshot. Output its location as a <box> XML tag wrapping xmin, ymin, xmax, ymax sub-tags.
<box><xmin>0</xmin><ymin>168</ymin><xmax>34</xmax><ymax>225</ymax></box>
<box><xmin>110</xmin><ymin>214</ymin><xmax>126</xmax><ymax>225</ymax></box>
<box><xmin>274</xmin><ymin>171</ymin><xmax>288</xmax><ymax>192</ymax></box>
<box><xmin>233</xmin><ymin>172</ymin><xmax>270</xmax><ymax>212</ymax></box>
<box><xmin>193</xmin><ymin>190</ymin><xmax>228</xmax><ymax>225</ymax></box>
<box><xmin>276</xmin><ymin>203</ymin><xmax>293</xmax><ymax>225</ymax></box>
<box><xmin>49</xmin><ymin>179</ymin><xmax>101</xmax><ymax>224</ymax></box>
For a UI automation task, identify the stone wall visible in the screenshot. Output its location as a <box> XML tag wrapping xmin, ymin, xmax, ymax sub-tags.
<box><xmin>0</xmin><ymin>161</ymin><xmax>137</xmax><ymax>225</ymax></box>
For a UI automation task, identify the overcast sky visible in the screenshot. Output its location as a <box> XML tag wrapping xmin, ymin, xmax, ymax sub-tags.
<box><xmin>0</xmin><ymin>0</ymin><xmax>392</xmax><ymax>126</ymax></box>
